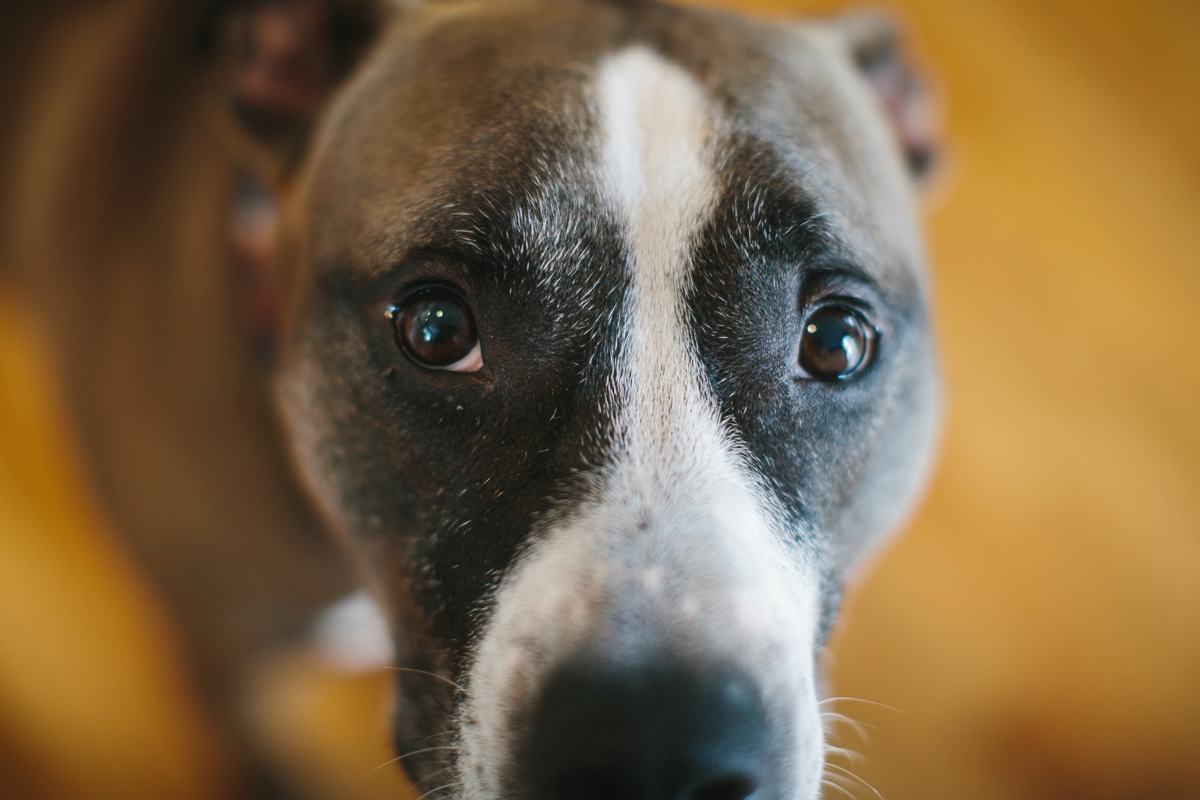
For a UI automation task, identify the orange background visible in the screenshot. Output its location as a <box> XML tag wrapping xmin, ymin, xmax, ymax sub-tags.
<box><xmin>1</xmin><ymin>0</ymin><xmax>1198</xmax><ymax>798</ymax></box>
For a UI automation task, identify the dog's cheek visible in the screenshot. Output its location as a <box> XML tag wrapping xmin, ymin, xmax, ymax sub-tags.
<box><xmin>276</xmin><ymin>311</ymin><xmax>405</xmax><ymax>544</ymax></box>
<box><xmin>804</xmin><ymin>319</ymin><xmax>939</xmax><ymax>567</ymax></box>
<box><xmin>278</xmin><ymin>323</ymin><xmax>472</xmax><ymax>781</ymax></box>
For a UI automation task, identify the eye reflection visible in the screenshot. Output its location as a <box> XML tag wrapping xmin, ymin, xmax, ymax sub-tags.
<box><xmin>390</xmin><ymin>289</ymin><xmax>482</xmax><ymax>371</ymax></box>
<box><xmin>799</xmin><ymin>306</ymin><xmax>876</xmax><ymax>380</ymax></box>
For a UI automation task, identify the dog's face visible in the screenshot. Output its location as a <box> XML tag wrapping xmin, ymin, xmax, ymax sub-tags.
<box><xmin>270</xmin><ymin>1</ymin><xmax>938</xmax><ymax>798</ymax></box>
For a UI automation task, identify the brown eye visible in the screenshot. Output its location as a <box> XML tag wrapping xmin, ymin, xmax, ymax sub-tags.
<box><xmin>798</xmin><ymin>306</ymin><xmax>876</xmax><ymax>381</ymax></box>
<box><xmin>391</xmin><ymin>289</ymin><xmax>481</xmax><ymax>371</ymax></box>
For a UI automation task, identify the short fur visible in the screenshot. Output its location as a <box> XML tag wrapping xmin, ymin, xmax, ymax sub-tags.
<box><xmin>1</xmin><ymin>0</ymin><xmax>939</xmax><ymax>797</ymax></box>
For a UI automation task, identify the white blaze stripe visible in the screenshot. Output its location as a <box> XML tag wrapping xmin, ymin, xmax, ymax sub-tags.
<box><xmin>598</xmin><ymin>47</ymin><xmax>719</xmax><ymax>466</ymax></box>
<box><xmin>458</xmin><ymin>48</ymin><xmax>825</xmax><ymax>799</ymax></box>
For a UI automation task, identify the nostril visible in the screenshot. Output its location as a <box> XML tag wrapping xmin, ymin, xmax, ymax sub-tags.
<box><xmin>527</xmin><ymin>664</ymin><xmax>768</xmax><ymax>800</ymax></box>
<box><xmin>548</xmin><ymin>771</ymin><xmax>636</xmax><ymax>800</ymax></box>
<box><xmin>546</xmin><ymin>773</ymin><xmax>622</xmax><ymax>800</ymax></box>
<box><xmin>547</xmin><ymin>773</ymin><xmax>756</xmax><ymax>800</ymax></box>
<box><xmin>688</xmin><ymin>775</ymin><xmax>756</xmax><ymax>800</ymax></box>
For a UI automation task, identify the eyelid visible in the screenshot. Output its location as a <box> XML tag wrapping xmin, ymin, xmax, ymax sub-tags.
<box><xmin>443</xmin><ymin>340</ymin><xmax>484</xmax><ymax>373</ymax></box>
<box><xmin>395</xmin><ymin>279</ymin><xmax>472</xmax><ymax>305</ymax></box>
<box><xmin>798</xmin><ymin>268</ymin><xmax>885</xmax><ymax>317</ymax></box>
<box><xmin>801</xmin><ymin>262</ymin><xmax>882</xmax><ymax>289</ymax></box>
<box><xmin>802</xmin><ymin>291</ymin><xmax>875</xmax><ymax>312</ymax></box>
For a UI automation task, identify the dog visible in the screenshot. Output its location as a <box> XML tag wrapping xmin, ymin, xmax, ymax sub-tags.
<box><xmin>3</xmin><ymin>0</ymin><xmax>939</xmax><ymax>797</ymax></box>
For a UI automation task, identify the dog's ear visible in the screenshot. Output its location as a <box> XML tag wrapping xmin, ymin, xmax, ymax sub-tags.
<box><xmin>205</xmin><ymin>0</ymin><xmax>392</xmax><ymax>184</ymax></box>
<box><xmin>827</xmin><ymin>13</ymin><xmax>939</xmax><ymax>184</ymax></box>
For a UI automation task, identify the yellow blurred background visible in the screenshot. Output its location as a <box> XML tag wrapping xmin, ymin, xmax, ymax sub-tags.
<box><xmin>1</xmin><ymin>0</ymin><xmax>1198</xmax><ymax>798</ymax></box>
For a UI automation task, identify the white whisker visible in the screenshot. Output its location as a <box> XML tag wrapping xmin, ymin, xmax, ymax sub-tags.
<box><xmin>390</xmin><ymin>666</ymin><xmax>467</xmax><ymax>694</ymax></box>
<box><xmin>413</xmin><ymin>765</ymin><xmax>454</xmax><ymax>787</ymax></box>
<box><xmin>372</xmin><ymin>745</ymin><xmax>458</xmax><ymax>772</ymax></box>
<box><xmin>825</xmin><ymin>761</ymin><xmax>884</xmax><ymax>800</ymax></box>
<box><xmin>819</xmin><ymin>696</ymin><xmax>906</xmax><ymax>716</ymax></box>
<box><xmin>820</xmin><ymin>711</ymin><xmax>875</xmax><ymax>743</ymax></box>
<box><xmin>415</xmin><ymin>782</ymin><xmax>457</xmax><ymax>800</ymax></box>
<box><xmin>823</xmin><ymin>744</ymin><xmax>862</xmax><ymax>763</ymax></box>
<box><xmin>821</xmin><ymin>777</ymin><xmax>858</xmax><ymax>799</ymax></box>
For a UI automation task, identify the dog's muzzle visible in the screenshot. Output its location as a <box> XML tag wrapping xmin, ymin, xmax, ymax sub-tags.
<box><xmin>457</xmin><ymin>506</ymin><xmax>826</xmax><ymax>800</ymax></box>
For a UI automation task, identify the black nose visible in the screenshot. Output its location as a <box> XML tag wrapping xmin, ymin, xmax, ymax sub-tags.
<box><xmin>525</xmin><ymin>664</ymin><xmax>768</xmax><ymax>800</ymax></box>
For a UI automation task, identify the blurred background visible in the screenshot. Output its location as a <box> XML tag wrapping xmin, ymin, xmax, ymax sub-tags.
<box><xmin>1</xmin><ymin>0</ymin><xmax>1198</xmax><ymax>798</ymax></box>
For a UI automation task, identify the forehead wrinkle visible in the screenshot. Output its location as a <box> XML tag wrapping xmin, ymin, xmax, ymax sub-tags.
<box><xmin>305</xmin><ymin>35</ymin><xmax>604</xmax><ymax>283</ymax></box>
<box><xmin>311</xmin><ymin>146</ymin><xmax>613</xmax><ymax>295</ymax></box>
<box><xmin>701</xmin><ymin>136</ymin><xmax>925</xmax><ymax>313</ymax></box>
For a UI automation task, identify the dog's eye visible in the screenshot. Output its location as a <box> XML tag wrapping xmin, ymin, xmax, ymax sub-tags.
<box><xmin>798</xmin><ymin>305</ymin><xmax>877</xmax><ymax>381</ymax></box>
<box><xmin>390</xmin><ymin>290</ymin><xmax>482</xmax><ymax>372</ymax></box>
